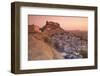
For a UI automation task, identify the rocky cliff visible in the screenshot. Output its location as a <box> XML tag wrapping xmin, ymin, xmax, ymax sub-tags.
<box><xmin>41</xmin><ymin>21</ymin><xmax>66</xmax><ymax>36</ymax></box>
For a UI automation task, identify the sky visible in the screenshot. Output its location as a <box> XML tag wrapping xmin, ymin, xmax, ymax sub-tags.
<box><xmin>28</xmin><ymin>15</ymin><xmax>88</xmax><ymax>31</ymax></box>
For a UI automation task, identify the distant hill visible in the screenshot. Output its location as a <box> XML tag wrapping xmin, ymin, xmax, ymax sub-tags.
<box><xmin>28</xmin><ymin>24</ymin><xmax>41</xmax><ymax>33</ymax></box>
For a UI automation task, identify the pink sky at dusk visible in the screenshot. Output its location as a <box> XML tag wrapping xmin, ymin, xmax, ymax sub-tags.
<box><xmin>28</xmin><ymin>15</ymin><xmax>88</xmax><ymax>31</ymax></box>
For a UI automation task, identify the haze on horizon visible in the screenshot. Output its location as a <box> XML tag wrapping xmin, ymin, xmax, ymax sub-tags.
<box><xmin>28</xmin><ymin>15</ymin><xmax>88</xmax><ymax>31</ymax></box>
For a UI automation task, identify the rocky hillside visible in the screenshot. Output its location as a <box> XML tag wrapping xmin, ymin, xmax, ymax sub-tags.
<box><xmin>28</xmin><ymin>21</ymin><xmax>88</xmax><ymax>60</ymax></box>
<box><xmin>28</xmin><ymin>25</ymin><xmax>64</xmax><ymax>60</ymax></box>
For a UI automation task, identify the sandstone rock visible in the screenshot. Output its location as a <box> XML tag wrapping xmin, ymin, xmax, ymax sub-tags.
<box><xmin>28</xmin><ymin>32</ymin><xmax>64</xmax><ymax>60</ymax></box>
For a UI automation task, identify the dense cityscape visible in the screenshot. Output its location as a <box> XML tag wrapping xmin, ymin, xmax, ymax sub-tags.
<box><xmin>42</xmin><ymin>21</ymin><xmax>88</xmax><ymax>59</ymax></box>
